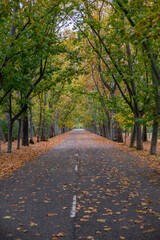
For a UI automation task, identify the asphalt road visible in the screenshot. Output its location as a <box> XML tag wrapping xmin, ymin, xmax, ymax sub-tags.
<box><xmin>0</xmin><ymin>130</ymin><xmax>160</xmax><ymax>240</ymax></box>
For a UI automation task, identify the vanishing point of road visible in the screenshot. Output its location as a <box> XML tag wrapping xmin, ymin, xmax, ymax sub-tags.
<box><xmin>0</xmin><ymin>130</ymin><xmax>160</xmax><ymax>240</ymax></box>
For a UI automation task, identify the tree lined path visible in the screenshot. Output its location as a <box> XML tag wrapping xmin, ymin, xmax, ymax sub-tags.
<box><xmin>0</xmin><ymin>130</ymin><xmax>159</xmax><ymax>240</ymax></box>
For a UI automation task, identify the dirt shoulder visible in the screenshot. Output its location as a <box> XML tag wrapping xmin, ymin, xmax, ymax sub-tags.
<box><xmin>87</xmin><ymin>131</ymin><xmax>160</xmax><ymax>174</ymax></box>
<box><xmin>0</xmin><ymin>132</ymin><xmax>71</xmax><ymax>179</ymax></box>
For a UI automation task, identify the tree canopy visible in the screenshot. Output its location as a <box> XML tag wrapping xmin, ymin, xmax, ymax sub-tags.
<box><xmin>0</xmin><ymin>0</ymin><xmax>159</xmax><ymax>154</ymax></box>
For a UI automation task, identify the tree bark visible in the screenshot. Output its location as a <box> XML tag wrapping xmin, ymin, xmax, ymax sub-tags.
<box><xmin>117</xmin><ymin>126</ymin><xmax>123</xmax><ymax>143</ymax></box>
<box><xmin>107</xmin><ymin>120</ymin><xmax>111</xmax><ymax>138</ymax></box>
<box><xmin>17</xmin><ymin>119</ymin><xmax>21</xmax><ymax>149</ymax></box>
<box><xmin>22</xmin><ymin>115</ymin><xmax>29</xmax><ymax>146</ymax></box>
<box><xmin>142</xmin><ymin>126</ymin><xmax>147</xmax><ymax>142</ymax></box>
<box><xmin>48</xmin><ymin>124</ymin><xmax>54</xmax><ymax>138</ymax></box>
<box><xmin>102</xmin><ymin>124</ymin><xmax>106</xmax><ymax>137</ymax></box>
<box><xmin>54</xmin><ymin>110</ymin><xmax>60</xmax><ymax>136</ymax></box>
<box><xmin>7</xmin><ymin>93</ymin><xmax>13</xmax><ymax>152</ymax></box>
<box><xmin>135</xmin><ymin>121</ymin><xmax>143</xmax><ymax>150</ymax></box>
<box><xmin>0</xmin><ymin>125</ymin><xmax>2</xmax><ymax>154</ymax></box>
<box><xmin>48</xmin><ymin>94</ymin><xmax>54</xmax><ymax>138</ymax></box>
<box><xmin>112</xmin><ymin>120</ymin><xmax>117</xmax><ymax>141</ymax></box>
<box><xmin>130</xmin><ymin>124</ymin><xmax>136</xmax><ymax>147</ymax></box>
<box><xmin>150</xmin><ymin>120</ymin><xmax>159</xmax><ymax>155</ymax></box>
<box><xmin>99</xmin><ymin>124</ymin><xmax>103</xmax><ymax>136</ymax></box>
<box><xmin>124</xmin><ymin>128</ymin><xmax>127</xmax><ymax>145</ymax></box>
<box><xmin>149</xmin><ymin>70</ymin><xmax>160</xmax><ymax>154</ymax></box>
<box><xmin>41</xmin><ymin>92</ymin><xmax>46</xmax><ymax>141</ymax></box>
<box><xmin>29</xmin><ymin>105</ymin><xmax>34</xmax><ymax>144</ymax></box>
<box><xmin>7</xmin><ymin>121</ymin><xmax>13</xmax><ymax>153</ymax></box>
<box><xmin>62</xmin><ymin>125</ymin><xmax>65</xmax><ymax>134</ymax></box>
<box><xmin>37</xmin><ymin>96</ymin><xmax>42</xmax><ymax>142</ymax></box>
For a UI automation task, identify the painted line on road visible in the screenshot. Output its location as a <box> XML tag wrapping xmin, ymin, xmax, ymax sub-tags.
<box><xmin>70</xmin><ymin>195</ymin><xmax>77</xmax><ymax>218</ymax></box>
<box><xmin>75</xmin><ymin>165</ymin><xmax>78</xmax><ymax>171</ymax></box>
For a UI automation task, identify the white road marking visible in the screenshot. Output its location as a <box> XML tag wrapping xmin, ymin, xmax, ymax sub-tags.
<box><xmin>75</xmin><ymin>165</ymin><xmax>78</xmax><ymax>171</ymax></box>
<box><xmin>70</xmin><ymin>195</ymin><xmax>77</xmax><ymax>218</ymax></box>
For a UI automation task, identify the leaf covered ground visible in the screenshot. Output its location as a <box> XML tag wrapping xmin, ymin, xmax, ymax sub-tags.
<box><xmin>0</xmin><ymin>132</ymin><xmax>71</xmax><ymax>179</ymax></box>
<box><xmin>0</xmin><ymin>131</ymin><xmax>159</xmax><ymax>180</ymax></box>
<box><xmin>87</xmin><ymin>132</ymin><xmax>160</xmax><ymax>174</ymax></box>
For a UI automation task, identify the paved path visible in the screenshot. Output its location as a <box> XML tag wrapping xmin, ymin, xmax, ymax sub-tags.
<box><xmin>0</xmin><ymin>130</ymin><xmax>160</xmax><ymax>240</ymax></box>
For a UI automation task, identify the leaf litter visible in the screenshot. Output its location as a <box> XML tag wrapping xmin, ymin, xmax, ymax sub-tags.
<box><xmin>0</xmin><ymin>132</ymin><xmax>71</xmax><ymax>179</ymax></box>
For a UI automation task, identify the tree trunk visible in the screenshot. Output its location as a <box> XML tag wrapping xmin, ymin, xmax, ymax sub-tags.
<box><xmin>150</xmin><ymin>70</ymin><xmax>160</xmax><ymax>154</ymax></box>
<box><xmin>135</xmin><ymin>122</ymin><xmax>143</xmax><ymax>150</ymax></box>
<box><xmin>142</xmin><ymin>126</ymin><xmax>147</xmax><ymax>142</ymax></box>
<box><xmin>112</xmin><ymin>122</ymin><xmax>117</xmax><ymax>141</ymax></box>
<box><xmin>99</xmin><ymin>124</ymin><xmax>103</xmax><ymax>136</ymax></box>
<box><xmin>48</xmin><ymin>93</ymin><xmax>54</xmax><ymax>138</ymax></box>
<box><xmin>150</xmin><ymin>120</ymin><xmax>159</xmax><ymax>155</ymax></box>
<box><xmin>37</xmin><ymin>97</ymin><xmax>42</xmax><ymax>142</ymax></box>
<box><xmin>7</xmin><ymin>93</ymin><xmax>13</xmax><ymax>153</ymax></box>
<box><xmin>102</xmin><ymin>124</ymin><xmax>106</xmax><ymax>137</ymax></box>
<box><xmin>48</xmin><ymin>124</ymin><xmax>54</xmax><ymax>138</ymax></box>
<box><xmin>17</xmin><ymin>119</ymin><xmax>21</xmax><ymax>149</ymax></box>
<box><xmin>105</xmin><ymin>125</ymin><xmax>109</xmax><ymax>138</ymax></box>
<box><xmin>130</xmin><ymin>124</ymin><xmax>136</xmax><ymax>147</ymax></box>
<box><xmin>22</xmin><ymin>115</ymin><xmax>29</xmax><ymax>146</ymax></box>
<box><xmin>29</xmin><ymin>106</ymin><xmax>34</xmax><ymax>144</ymax></box>
<box><xmin>54</xmin><ymin>110</ymin><xmax>60</xmax><ymax>136</ymax></box>
<box><xmin>117</xmin><ymin>126</ymin><xmax>123</xmax><ymax>142</ymax></box>
<box><xmin>124</xmin><ymin>128</ymin><xmax>127</xmax><ymax>145</ymax></box>
<box><xmin>107</xmin><ymin>120</ymin><xmax>111</xmax><ymax>139</ymax></box>
<box><xmin>62</xmin><ymin>126</ymin><xmax>65</xmax><ymax>134</ymax></box>
<box><xmin>41</xmin><ymin>92</ymin><xmax>46</xmax><ymax>141</ymax></box>
<box><xmin>0</xmin><ymin>125</ymin><xmax>2</xmax><ymax>154</ymax></box>
<box><xmin>7</xmin><ymin>121</ymin><xmax>13</xmax><ymax>153</ymax></box>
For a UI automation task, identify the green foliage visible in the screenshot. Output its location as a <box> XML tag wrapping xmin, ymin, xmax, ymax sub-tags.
<box><xmin>0</xmin><ymin>0</ymin><xmax>159</xmax><ymax>151</ymax></box>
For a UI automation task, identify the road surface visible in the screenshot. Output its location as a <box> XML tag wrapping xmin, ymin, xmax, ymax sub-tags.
<box><xmin>0</xmin><ymin>130</ymin><xmax>160</xmax><ymax>240</ymax></box>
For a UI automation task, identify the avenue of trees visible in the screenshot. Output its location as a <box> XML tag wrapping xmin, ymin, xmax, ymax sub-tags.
<box><xmin>0</xmin><ymin>0</ymin><xmax>159</xmax><ymax>154</ymax></box>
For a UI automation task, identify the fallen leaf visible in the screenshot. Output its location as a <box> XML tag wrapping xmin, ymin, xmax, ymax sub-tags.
<box><xmin>104</xmin><ymin>227</ymin><xmax>112</xmax><ymax>231</ymax></box>
<box><xmin>52</xmin><ymin>233</ymin><xmax>66</xmax><ymax>237</ymax></box>
<box><xmin>142</xmin><ymin>229</ymin><xmax>156</xmax><ymax>234</ymax></box>
<box><xmin>17</xmin><ymin>228</ymin><xmax>28</xmax><ymax>233</ymax></box>
<box><xmin>136</xmin><ymin>210</ymin><xmax>144</xmax><ymax>213</ymax></box>
<box><xmin>46</xmin><ymin>213</ymin><xmax>57</xmax><ymax>216</ymax></box>
<box><xmin>80</xmin><ymin>218</ymin><xmax>89</xmax><ymax>222</ymax></box>
<box><xmin>29</xmin><ymin>221</ymin><xmax>38</xmax><ymax>227</ymax></box>
<box><xmin>7</xmin><ymin>234</ymin><xmax>13</xmax><ymax>237</ymax></box>
<box><xmin>121</xmin><ymin>226</ymin><xmax>129</xmax><ymax>229</ymax></box>
<box><xmin>35</xmin><ymin>233</ymin><xmax>40</xmax><ymax>236</ymax></box>
<box><xmin>75</xmin><ymin>224</ymin><xmax>81</xmax><ymax>228</ymax></box>
<box><xmin>3</xmin><ymin>216</ymin><xmax>11</xmax><ymax>219</ymax></box>
<box><xmin>97</xmin><ymin>219</ymin><xmax>106</xmax><ymax>223</ymax></box>
<box><xmin>141</xmin><ymin>202</ymin><xmax>147</xmax><ymax>206</ymax></box>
